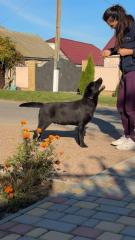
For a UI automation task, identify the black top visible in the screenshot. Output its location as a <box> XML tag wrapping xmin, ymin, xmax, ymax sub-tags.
<box><xmin>110</xmin><ymin>21</ymin><xmax>135</xmax><ymax>73</ymax></box>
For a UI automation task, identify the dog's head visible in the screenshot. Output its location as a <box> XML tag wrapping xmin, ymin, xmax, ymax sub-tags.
<box><xmin>83</xmin><ymin>78</ymin><xmax>105</xmax><ymax>100</ymax></box>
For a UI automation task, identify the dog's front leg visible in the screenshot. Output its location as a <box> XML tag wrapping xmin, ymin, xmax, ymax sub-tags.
<box><xmin>78</xmin><ymin>124</ymin><xmax>87</xmax><ymax>148</ymax></box>
<box><xmin>33</xmin><ymin>129</ymin><xmax>42</xmax><ymax>141</ymax></box>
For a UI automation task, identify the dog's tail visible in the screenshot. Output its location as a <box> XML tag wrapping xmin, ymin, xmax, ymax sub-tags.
<box><xmin>19</xmin><ymin>102</ymin><xmax>44</xmax><ymax>108</ymax></box>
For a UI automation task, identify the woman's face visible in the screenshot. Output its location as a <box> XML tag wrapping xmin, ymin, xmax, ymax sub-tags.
<box><xmin>107</xmin><ymin>17</ymin><xmax>118</xmax><ymax>29</ymax></box>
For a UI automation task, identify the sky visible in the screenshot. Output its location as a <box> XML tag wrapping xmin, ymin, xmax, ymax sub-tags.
<box><xmin>0</xmin><ymin>0</ymin><xmax>135</xmax><ymax>50</ymax></box>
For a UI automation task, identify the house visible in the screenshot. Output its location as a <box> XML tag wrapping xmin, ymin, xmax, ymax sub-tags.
<box><xmin>46</xmin><ymin>37</ymin><xmax>104</xmax><ymax>92</ymax></box>
<box><xmin>47</xmin><ymin>37</ymin><xmax>104</xmax><ymax>66</ymax></box>
<box><xmin>0</xmin><ymin>28</ymin><xmax>82</xmax><ymax>91</ymax></box>
<box><xmin>48</xmin><ymin>37</ymin><xmax>121</xmax><ymax>93</ymax></box>
<box><xmin>82</xmin><ymin>35</ymin><xmax>120</xmax><ymax>93</ymax></box>
<box><xmin>0</xmin><ymin>27</ymin><xmax>54</xmax><ymax>90</ymax></box>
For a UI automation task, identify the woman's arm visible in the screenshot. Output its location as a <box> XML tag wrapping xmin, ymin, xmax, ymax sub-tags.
<box><xmin>118</xmin><ymin>48</ymin><xmax>134</xmax><ymax>56</ymax></box>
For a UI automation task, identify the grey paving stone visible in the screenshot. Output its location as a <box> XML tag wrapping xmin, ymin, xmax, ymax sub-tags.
<box><xmin>60</xmin><ymin>214</ymin><xmax>87</xmax><ymax>225</ymax></box>
<box><xmin>97</xmin><ymin>232</ymin><xmax>122</xmax><ymax>240</ymax></box>
<box><xmin>122</xmin><ymin>226</ymin><xmax>135</xmax><ymax>237</ymax></box>
<box><xmin>64</xmin><ymin>206</ymin><xmax>80</xmax><ymax>214</ymax></box>
<box><xmin>95</xmin><ymin>198</ymin><xmax>127</xmax><ymax>207</ymax></box>
<box><xmin>82</xmin><ymin>218</ymin><xmax>99</xmax><ymax>227</ymax></box>
<box><xmin>27</xmin><ymin>208</ymin><xmax>48</xmax><ymax>216</ymax></box>
<box><xmin>117</xmin><ymin>216</ymin><xmax>135</xmax><ymax>226</ymax></box>
<box><xmin>0</xmin><ymin>233</ymin><xmax>21</xmax><ymax>240</ymax></box>
<box><xmin>42</xmin><ymin>210</ymin><xmax>64</xmax><ymax>220</ymax></box>
<box><xmin>9</xmin><ymin>224</ymin><xmax>33</xmax><ymax>235</ymax></box>
<box><xmin>97</xmin><ymin>204</ymin><xmax>132</xmax><ymax>215</ymax></box>
<box><xmin>75</xmin><ymin>209</ymin><xmax>96</xmax><ymax>217</ymax></box>
<box><xmin>13</xmin><ymin>214</ymin><xmax>42</xmax><ymax>225</ymax></box>
<box><xmin>127</xmin><ymin>203</ymin><xmax>135</xmax><ymax>210</ymax></box>
<box><xmin>48</xmin><ymin>204</ymin><xmax>69</xmax><ymax>212</ymax></box>
<box><xmin>93</xmin><ymin>211</ymin><xmax>120</xmax><ymax>221</ymax></box>
<box><xmin>36</xmin><ymin>219</ymin><xmax>76</xmax><ymax>233</ymax></box>
<box><xmin>0</xmin><ymin>222</ymin><xmax>16</xmax><ymax>230</ymax></box>
<box><xmin>72</xmin><ymin>226</ymin><xmax>103</xmax><ymax>239</ymax></box>
<box><xmin>39</xmin><ymin>230</ymin><xmax>73</xmax><ymax>240</ymax></box>
<box><xmin>96</xmin><ymin>221</ymin><xmax>124</xmax><ymax>233</ymax></box>
<box><xmin>26</xmin><ymin>227</ymin><xmax>48</xmax><ymax>237</ymax></box>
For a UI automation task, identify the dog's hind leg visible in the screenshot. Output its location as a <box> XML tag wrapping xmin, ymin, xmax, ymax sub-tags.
<box><xmin>78</xmin><ymin>124</ymin><xmax>87</xmax><ymax>148</ymax></box>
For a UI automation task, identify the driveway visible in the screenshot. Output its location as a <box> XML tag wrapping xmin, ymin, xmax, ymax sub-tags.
<box><xmin>0</xmin><ymin>100</ymin><xmax>134</xmax><ymax>182</ymax></box>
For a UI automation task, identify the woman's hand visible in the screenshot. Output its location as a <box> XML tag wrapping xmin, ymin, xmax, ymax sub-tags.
<box><xmin>118</xmin><ymin>48</ymin><xmax>133</xmax><ymax>56</ymax></box>
<box><xmin>102</xmin><ymin>49</ymin><xmax>111</xmax><ymax>57</ymax></box>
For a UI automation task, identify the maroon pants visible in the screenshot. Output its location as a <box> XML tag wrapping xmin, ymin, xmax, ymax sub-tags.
<box><xmin>117</xmin><ymin>71</ymin><xmax>135</xmax><ymax>142</ymax></box>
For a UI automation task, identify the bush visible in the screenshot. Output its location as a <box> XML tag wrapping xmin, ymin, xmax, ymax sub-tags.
<box><xmin>79</xmin><ymin>56</ymin><xmax>95</xmax><ymax>94</ymax></box>
<box><xmin>0</xmin><ymin>121</ymin><xmax>60</xmax><ymax>212</ymax></box>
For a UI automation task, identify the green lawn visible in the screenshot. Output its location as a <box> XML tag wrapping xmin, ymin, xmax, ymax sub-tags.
<box><xmin>0</xmin><ymin>89</ymin><xmax>117</xmax><ymax>107</ymax></box>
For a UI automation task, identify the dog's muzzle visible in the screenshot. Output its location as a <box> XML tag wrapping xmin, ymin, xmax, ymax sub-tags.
<box><xmin>99</xmin><ymin>85</ymin><xmax>105</xmax><ymax>92</ymax></box>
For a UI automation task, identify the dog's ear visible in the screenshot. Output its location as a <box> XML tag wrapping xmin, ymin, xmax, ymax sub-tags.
<box><xmin>86</xmin><ymin>81</ymin><xmax>94</xmax><ymax>89</ymax></box>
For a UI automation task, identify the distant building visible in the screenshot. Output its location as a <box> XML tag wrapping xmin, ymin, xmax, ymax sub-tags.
<box><xmin>47</xmin><ymin>37</ymin><xmax>104</xmax><ymax>66</ymax></box>
<box><xmin>0</xmin><ymin>27</ymin><xmax>54</xmax><ymax>89</ymax></box>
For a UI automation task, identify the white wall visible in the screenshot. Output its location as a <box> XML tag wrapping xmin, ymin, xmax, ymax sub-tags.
<box><xmin>16</xmin><ymin>66</ymin><xmax>28</xmax><ymax>89</ymax></box>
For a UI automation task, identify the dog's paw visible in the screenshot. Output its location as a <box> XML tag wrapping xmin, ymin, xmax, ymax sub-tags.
<box><xmin>80</xmin><ymin>143</ymin><xmax>88</xmax><ymax>148</ymax></box>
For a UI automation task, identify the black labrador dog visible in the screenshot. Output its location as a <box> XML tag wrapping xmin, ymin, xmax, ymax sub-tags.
<box><xmin>19</xmin><ymin>78</ymin><xmax>105</xmax><ymax>147</ymax></box>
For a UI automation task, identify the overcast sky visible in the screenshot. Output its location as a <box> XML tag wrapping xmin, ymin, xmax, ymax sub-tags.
<box><xmin>0</xmin><ymin>0</ymin><xmax>134</xmax><ymax>49</ymax></box>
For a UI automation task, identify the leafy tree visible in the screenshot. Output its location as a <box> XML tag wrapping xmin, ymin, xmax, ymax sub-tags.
<box><xmin>0</xmin><ymin>36</ymin><xmax>23</xmax><ymax>69</ymax></box>
<box><xmin>79</xmin><ymin>56</ymin><xmax>95</xmax><ymax>94</ymax></box>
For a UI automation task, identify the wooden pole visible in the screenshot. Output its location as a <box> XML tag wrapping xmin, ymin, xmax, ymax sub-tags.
<box><xmin>53</xmin><ymin>0</ymin><xmax>61</xmax><ymax>92</ymax></box>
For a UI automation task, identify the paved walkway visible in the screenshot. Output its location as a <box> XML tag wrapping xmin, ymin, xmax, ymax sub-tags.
<box><xmin>0</xmin><ymin>155</ymin><xmax>135</xmax><ymax>240</ymax></box>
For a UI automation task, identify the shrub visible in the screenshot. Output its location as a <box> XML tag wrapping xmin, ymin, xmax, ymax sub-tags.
<box><xmin>0</xmin><ymin>121</ymin><xmax>60</xmax><ymax>212</ymax></box>
<box><xmin>79</xmin><ymin>56</ymin><xmax>95</xmax><ymax>94</ymax></box>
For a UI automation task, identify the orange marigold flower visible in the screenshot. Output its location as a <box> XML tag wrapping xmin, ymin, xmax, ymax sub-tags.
<box><xmin>55</xmin><ymin>135</ymin><xmax>60</xmax><ymax>139</ymax></box>
<box><xmin>23</xmin><ymin>130</ymin><xmax>31</xmax><ymax>139</ymax></box>
<box><xmin>40</xmin><ymin>142</ymin><xmax>49</xmax><ymax>148</ymax></box>
<box><xmin>37</xmin><ymin>128</ymin><xmax>42</xmax><ymax>133</ymax></box>
<box><xmin>48</xmin><ymin>135</ymin><xmax>60</xmax><ymax>142</ymax></box>
<box><xmin>23</xmin><ymin>128</ymin><xmax>29</xmax><ymax>132</ymax></box>
<box><xmin>48</xmin><ymin>135</ymin><xmax>56</xmax><ymax>140</ymax></box>
<box><xmin>21</xmin><ymin>120</ymin><xmax>27</xmax><ymax>125</ymax></box>
<box><xmin>4</xmin><ymin>185</ymin><xmax>14</xmax><ymax>194</ymax></box>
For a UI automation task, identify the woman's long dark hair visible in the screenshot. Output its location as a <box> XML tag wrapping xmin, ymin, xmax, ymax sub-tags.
<box><xmin>103</xmin><ymin>5</ymin><xmax>134</xmax><ymax>49</ymax></box>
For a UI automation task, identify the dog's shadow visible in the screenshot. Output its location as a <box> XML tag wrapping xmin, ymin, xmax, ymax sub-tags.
<box><xmin>40</xmin><ymin>113</ymin><xmax>121</xmax><ymax>143</ymax></box>
<box><xmin>41</xmin><ymin>128</ymin><xmax>79</xmax><ymax>144</ymax></box>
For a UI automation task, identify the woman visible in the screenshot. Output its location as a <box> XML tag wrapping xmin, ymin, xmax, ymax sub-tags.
<box><xmin>102</xmin><ymin>5</ymin><xmax>135</xmax><ymax>150</ymax></box>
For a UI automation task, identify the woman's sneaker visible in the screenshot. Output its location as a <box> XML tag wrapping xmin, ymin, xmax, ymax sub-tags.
<box><xmin>116</xmin><ymin>138</ymin><xmax>135</xmax><ymax>150</ymax></box>
<box><xmin>111</xmin><ymin>135</ymin><xmax>127</xmax><ymax>146</ymax></box>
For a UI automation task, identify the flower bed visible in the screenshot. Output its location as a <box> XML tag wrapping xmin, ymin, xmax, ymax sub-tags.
<box><xmin>0</xmin><ymin>120</ymin><xmax>60</xmax><ymax>216</ymax></box>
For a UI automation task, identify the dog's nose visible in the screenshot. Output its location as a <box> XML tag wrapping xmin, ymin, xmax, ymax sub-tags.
<box><xmin>97</xmin><ymin>78</ymin><xmax>103</xmax><ymax>83</ymax></box>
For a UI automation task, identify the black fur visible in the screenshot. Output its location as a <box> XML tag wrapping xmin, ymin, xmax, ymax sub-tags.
<box><xmin>19</xmin><ymin>78</ymin><xmax>105</xmax><ymax>147</ymax></box>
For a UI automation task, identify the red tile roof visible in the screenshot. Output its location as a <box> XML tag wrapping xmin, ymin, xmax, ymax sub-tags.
<box><xmin>47</xmin><ymin>38</ymin><xmax>104</xmax><ymax>66</ymax></box>
<box><xmin>103</xmin><ymin>36</ymin><xmax>115</xmax><ymax>50</ymax></box>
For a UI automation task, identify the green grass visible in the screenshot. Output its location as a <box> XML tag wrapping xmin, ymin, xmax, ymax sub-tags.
<box><xmin>0</xmin><ymin>89</ymin><xmax>117</xmax><ymax>107</ymax></box>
